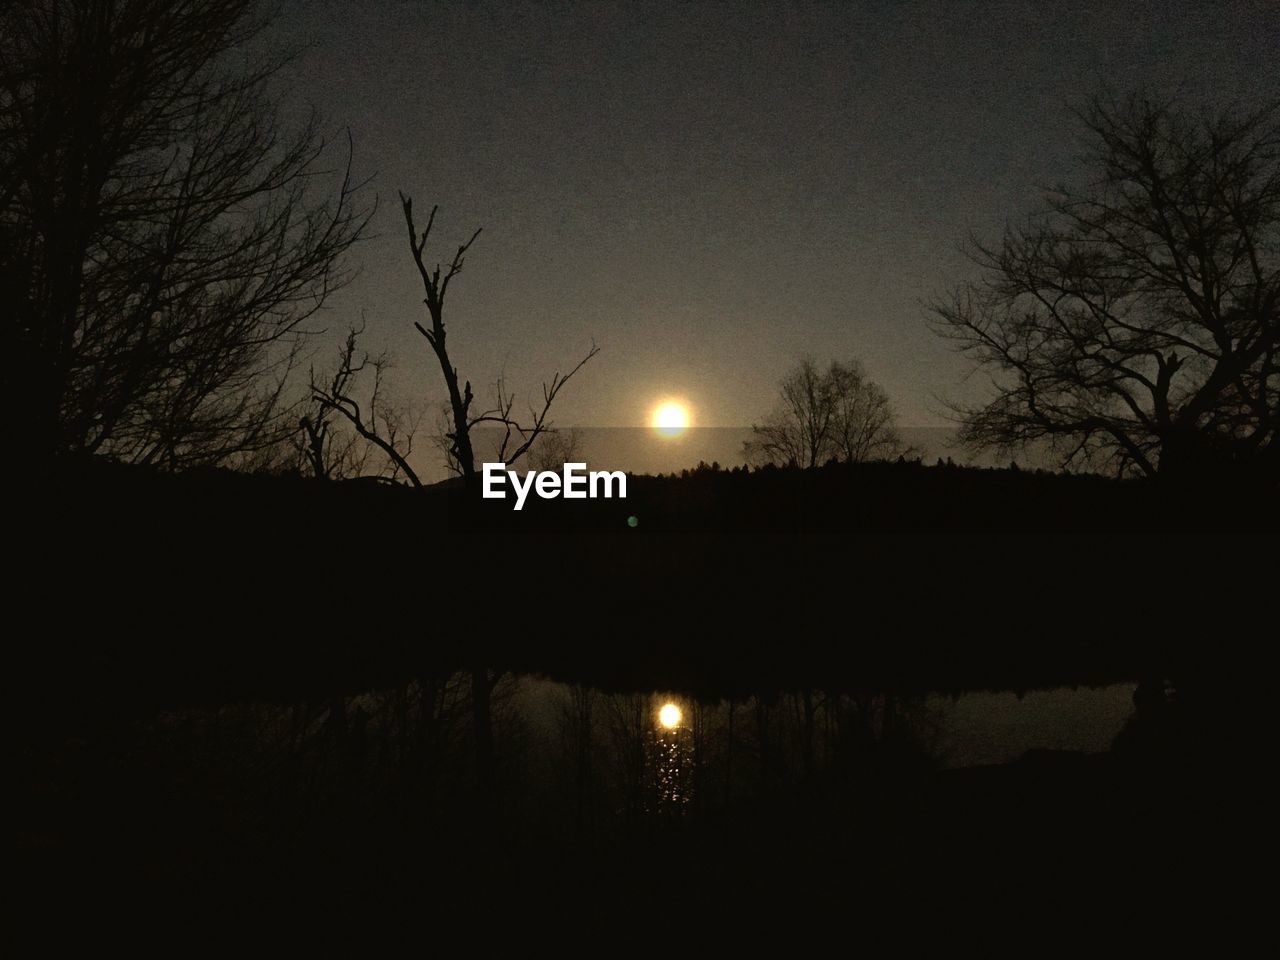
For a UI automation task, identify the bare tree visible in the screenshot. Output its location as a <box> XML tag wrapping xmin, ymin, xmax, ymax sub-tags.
<box><xmin>930</xmin><ymin>93</ymin><xmax>1279</xmax><ymax>479</ymax></box>
<box><xmin>745</xmin><ymin>357</ymin><xmax>905</xmax><ymax>468</ymax></box>
<box><xmin>1</xmin><ymin>1</ymin><xmax>370</xmax><ymax>465</ymax></box>
<box><xmin>379</xmin><ymin>196</ymin><xmax>599</xmax><ymax>792</ymax></box>
<box><xmin>525</xmin><ymin>426</ymin><xmax>585</xmax><ymax>473</ymax></box>
<box><xmin>309</xmin><ymin>326</ymin><xmax>424</xmax><ymax>486</ymax></box>
<box><xmin>293</xmin><ymin>399</ymin><xmax>371</xmax><ymax>482</ymax></box>
<box><xmin>827</xmin><ymin>360</ymin><xmax>906</xmax><ymax>463</ymax></box>
<box><xmin>746</xmin><ymin>358</ymin><xmax>830</xmax><ymax>468</ymax></box>
<box><xmin>399</xmin><ymin>194</ymin><xmax>598</xmax><ymax>481</ymax></box>
<box><xmin>433</xmin><ymin>400</ymin><xmax>584</xmax><ymax>477</ymax></box>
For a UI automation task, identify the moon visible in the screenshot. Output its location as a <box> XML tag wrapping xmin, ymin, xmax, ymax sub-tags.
<box><xmin>651</xmin><ymin>400</ymin><xmax>691</xmax><ymax>438</ymax></box>
<box><xmin>658</xmin><ymin>702</ymin><xmax>682</xmax><ymax>729</ymax></box>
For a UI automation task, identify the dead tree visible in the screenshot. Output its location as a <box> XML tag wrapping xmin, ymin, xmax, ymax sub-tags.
<box><xmin>399</xmin><ymin>194</ymin><xmax>598</xmax><ymax>480</ymax></box>
<box><xmin>295</xmin><ymin>380</ymin><xmax>372</xmax><ymax>481</ymax></box>
<box><xmin>309</xmin><ymin>326</ymin><xmax>424</xmax><ymax>486</ymax></box>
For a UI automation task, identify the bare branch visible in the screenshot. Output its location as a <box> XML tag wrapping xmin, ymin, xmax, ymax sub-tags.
<box><xmin>930</xmin><ymin>94</ymin><xmax>1279</xmax><ymax>478</ymax></box>
<box><xmin>310</xmin><ymin>326</ymin><xmax>423</xmax><ymax>488</ymax></box>
<box><xmin>399</xmin><ymin>195</ymin><xmax>599</xmax><ymax>480</ymax></box>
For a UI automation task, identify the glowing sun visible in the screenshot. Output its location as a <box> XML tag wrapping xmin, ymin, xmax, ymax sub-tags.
<box><xmin>658</xmin><ymin>702</ymin><xmax>682</xmax><ymax>729</ymax></box>
<box><xmin>651</xmin><ymin>400</ymin><xmax>691</xmax><ymax>438</ymax></box>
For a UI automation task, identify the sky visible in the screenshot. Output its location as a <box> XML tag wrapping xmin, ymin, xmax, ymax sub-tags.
<box><xmin>266</xmin><ymin>0</ymin><xmax>1279</xmax><ymax>437</ymax></box>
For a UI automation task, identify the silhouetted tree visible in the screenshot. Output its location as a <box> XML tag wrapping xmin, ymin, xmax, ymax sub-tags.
<box><xmin>526</xmin><ymin>426</ymin><xmax>585</xmax><ymax>473</ymax></box>
<box><xmin>398</xmin><ymin>194</ymin><xmax>598</xmax><ymax>481</ymax></box>
<box><xmin>931</xmin><ymin>93</ymin><xmax>1279</xmax><ymax>479</ymax></box>
<box><xmin>291</xmin><ymin>401</ymin><xmax>370</xmax><ymax>482</ymax></box>
<box><xmin>1</xmin><ymin>0</ymin><xmax>370</xmax><ymax>465</ymax></box>
<box><xmin>388</xmin><ymin>197</ymin><xmax>600</xmax><ymax>787</ymax></box>
<box><xmin>308</xmin><ymin>325</ymin><xmax>424</xmax><ymax>485</ymax></box>
<box><xmin>827</xmin><ymin>360</ymin><xmax>907</xmax><ymax>463</ymax></box>
<box><xmin>745</xmin><ymin>357</ymin><xmax>905</xmax><ymax>467</ymax></box>
<box><xmin>288</xmin><ymin>327</ymin><xmax>392</xmax><ymax>481</ymax></box>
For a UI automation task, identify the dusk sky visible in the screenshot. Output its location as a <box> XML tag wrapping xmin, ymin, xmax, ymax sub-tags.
<box><xmin>268</xmin><ymin>0</ymin><xmax>1278</xmax><ymax>433</ymax></box>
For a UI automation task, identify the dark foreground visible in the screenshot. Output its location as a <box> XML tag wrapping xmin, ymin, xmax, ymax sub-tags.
<box><xmin>16</xmin><ymin>681</ymin><xmax>1264</xmax><ymax>921</ymax></box>
<box><xmin>13</xmin><ymin>457</ymin><xmax>1274</xmax><ymax>918</ymax></box>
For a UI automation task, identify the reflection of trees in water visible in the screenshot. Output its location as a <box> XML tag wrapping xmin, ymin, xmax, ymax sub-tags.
<box><xmin>35</xmin><ymin>666</ymin><xmax>1234</xmax><ymax>912</ymax></box>
<box><xmin>305</xmin><ymin>682</ymin><xmax>944</xmax><ymax>823</ymax></box>
<box><xmin>604</xmin><ymin>692</ymin><xmax>650</xmax><ymax>822</ymax></box>
<box><xmin>34</xmin><ymin>669</ymin><xmax>1230</xmax><ymax>900</ymax></box>
<box><xmin>598</xmin><ymin>695</ymin><xmax>706</xmax><ymax>818</ymax></box>
<box><xmin>695</xmin><ymin>689</ymin><xmax>945</xmax><ymax>802</ymax></box>
<box><xmin>554</xmin><ymin>684</ymin><xmax>597</xmax><ymax>830</ymax></box>
<box><xmin>270</xmin><ymin>671</ymin><xmax>531</xmax><ymax>815</ymax></box>
<box><xmin>85</xmin><ymin>677</ymin><xmax>947</xmax><ymax>852</ymax></box>
<box><xmin>582</xmin><ymin>688</ymin><xmax>942</xmax><ymax>822</ymax></box>
<box><xmin>826</xmin><ymin>692</ymin><xmax>944</xmax><ymax>783</ymax></box>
